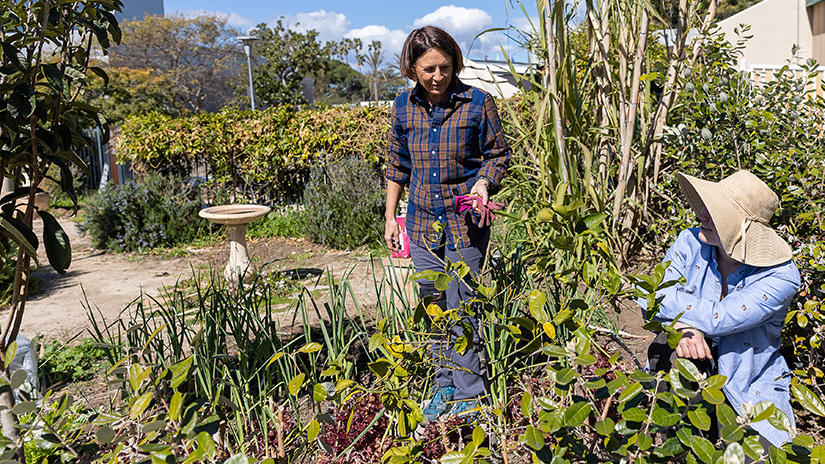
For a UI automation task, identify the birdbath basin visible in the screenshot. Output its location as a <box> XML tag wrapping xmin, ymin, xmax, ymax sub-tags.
<box><xmin>199</xmin><ymin>204</ymin><xmax>271</xmax><ymax>281</ymax></box>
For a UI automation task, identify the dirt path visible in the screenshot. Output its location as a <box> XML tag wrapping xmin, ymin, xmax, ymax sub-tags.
<box><xmin>21</xmin><ymin>216</ymin><xmax>404</xmax><ymax>343</ymax></box>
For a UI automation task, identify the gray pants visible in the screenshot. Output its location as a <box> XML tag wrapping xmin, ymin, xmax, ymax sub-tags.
<box><xmin>409</xmin><ymin>230</ymin><xmax>488</xmax><ymax>400</ymax></box>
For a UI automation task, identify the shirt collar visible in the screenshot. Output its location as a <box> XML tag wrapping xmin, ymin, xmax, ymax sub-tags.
<box><xmin>410</xmin><ymin>78</ymin><xmax>473</xmax><ymax>106</ymax></box>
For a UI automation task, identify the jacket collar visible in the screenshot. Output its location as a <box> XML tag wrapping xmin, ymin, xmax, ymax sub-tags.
<box><xmin>410</xmin><ymin>78</ymin><xmax>472</xmax><ymax>106</ymax></box>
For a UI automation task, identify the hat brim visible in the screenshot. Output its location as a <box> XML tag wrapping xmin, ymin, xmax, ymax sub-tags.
<box><xmin>677</xmin><ymin>172</ymin><xmax>792</xmax><ymax>267</ymax></box>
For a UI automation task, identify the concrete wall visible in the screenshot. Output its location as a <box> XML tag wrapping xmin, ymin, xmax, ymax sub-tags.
<box><xmin>717</xmin><ymin>0</ymin><xmax>811</xmax><ymax>65</ymax></box>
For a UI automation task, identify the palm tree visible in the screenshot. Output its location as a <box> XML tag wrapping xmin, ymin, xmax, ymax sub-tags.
<box><xmin>365</xmin><ymin>40</ymin><xmax>385</xmax><ymax>105</ymax></box>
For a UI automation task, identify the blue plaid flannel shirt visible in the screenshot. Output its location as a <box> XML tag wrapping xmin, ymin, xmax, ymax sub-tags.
<box><xmin>385</xmin><ymin>79</ymin><xmax>510</xmax><ymax>250</ymax></box>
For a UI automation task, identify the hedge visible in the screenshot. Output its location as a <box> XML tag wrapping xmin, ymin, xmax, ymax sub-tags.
<box><xmin>115</xmin><ymin>105</ymin><xmax>392</xmax><ymax>201</ymax></box>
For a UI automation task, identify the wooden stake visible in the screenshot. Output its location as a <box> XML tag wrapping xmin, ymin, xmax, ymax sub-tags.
<box><xmin>277</xmin><ymin>406</ymin><xmax>286</xmax><ymax>463</ymax></box>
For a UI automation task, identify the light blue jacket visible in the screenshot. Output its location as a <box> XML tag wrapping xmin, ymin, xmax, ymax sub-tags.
<box><xmin>648</xmin><ymin>228</ymin><xmax>800</xmax><ymax>446</ymax></box>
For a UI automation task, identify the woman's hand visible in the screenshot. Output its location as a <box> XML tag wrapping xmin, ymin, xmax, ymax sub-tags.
<box><xmin>673</xmin><ymin>322</ymin><xmax>713</xmax><ymax>360</ymax></box>
<box><xmin>469</xmin><ymin>178</ymin><xmax>489</xmax><ymax>212</ymax></box>
<box><xmin>385</xmin><ymin>217</ymin><xmax>401</xmax><ymax>253</ymax></box>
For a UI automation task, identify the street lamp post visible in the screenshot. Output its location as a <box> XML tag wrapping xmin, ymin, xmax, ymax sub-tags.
<box><xmin>237</xmin><ymin>36</ymin><xmax>259</xmax><ymax>111</ymax></box>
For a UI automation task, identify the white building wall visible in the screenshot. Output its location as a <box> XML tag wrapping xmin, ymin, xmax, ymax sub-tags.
<box><xmin>717</xmin><ymin>0</ymin><xmax>811</xmax><ymax>65</ymax></box>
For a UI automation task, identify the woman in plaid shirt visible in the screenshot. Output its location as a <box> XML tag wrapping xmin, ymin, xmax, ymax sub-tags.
<box><xmin>384</xmin><ymin>26</ymin><xmax>511</xmax><ymax>423</ymax></box>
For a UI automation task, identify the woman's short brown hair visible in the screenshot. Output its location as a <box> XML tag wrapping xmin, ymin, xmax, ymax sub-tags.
<box><xmin>399</xmin><ymin>26</ymin><xmax>464</xmax><ymax>81</ymax></box>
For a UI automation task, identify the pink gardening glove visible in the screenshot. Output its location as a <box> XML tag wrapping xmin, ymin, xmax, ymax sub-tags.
<box><xmin>455</xmin><ymin>195</ymin><xmax>504</xmax><ymax>227</ymax></box>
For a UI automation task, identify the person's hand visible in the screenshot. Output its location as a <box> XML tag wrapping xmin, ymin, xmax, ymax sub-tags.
<box><xmin>674</xmin><ymin>323</ymin><xmax>712</xmax><ymax>360</ymax></box>
<box><xmin>385</xmin><ymin>217</ymin><xmax>400</xmax><ymax>253</ymax></box>
<box><xmin>469</xmin><ymin>178</ymin><xmax>489</xmax><ymax>212</ymax></box>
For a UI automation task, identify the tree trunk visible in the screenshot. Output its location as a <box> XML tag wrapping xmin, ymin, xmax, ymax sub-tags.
<box><xmin>0</xmin><ymin>390</ymin><xmax>22</xmax><ymax>461</ymax></box>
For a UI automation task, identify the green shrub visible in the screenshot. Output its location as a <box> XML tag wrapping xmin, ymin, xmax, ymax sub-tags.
<box><xmin>303</xmin><ymin>157</ymin><xmax>384</xmax><ymax>250</ymax></box>
<box><xmin>247</xmin><ymin>207</ymin><xmax>307</xmax><ymax>239</ymax></box>
<box><xmin>79</xmin><ymin>173</ymin><xmax>210</xmax><ymax>252</ymax></box>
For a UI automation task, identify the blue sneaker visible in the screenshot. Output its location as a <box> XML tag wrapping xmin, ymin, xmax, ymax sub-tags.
<box><xmin>448</xmin><ymin>398</ymin><xmax>481</xmax><ymax>422</ymax></box>
<box><xmin>422</xmin><ymin>385</ymin><xmax>456</xmax><ymax>422</ymax></box>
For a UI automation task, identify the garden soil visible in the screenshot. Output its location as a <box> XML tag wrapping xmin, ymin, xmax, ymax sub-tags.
<box><xmin>18</xmin><ymin>215</ymin><xmax>654</xmax><ymax>362</ymax></box>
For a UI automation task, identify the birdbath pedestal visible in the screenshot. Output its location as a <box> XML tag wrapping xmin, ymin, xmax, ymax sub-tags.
<box><xmin>199</xmin><ymin>204</ymin><xmax>271</xmax><ymax>282</ymax></box>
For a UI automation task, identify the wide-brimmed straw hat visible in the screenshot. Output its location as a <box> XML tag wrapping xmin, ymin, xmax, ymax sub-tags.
<box><xmin>677</xmin><ymin>170</ymin><xmax>792</xmax><ymax>267</ymax></box>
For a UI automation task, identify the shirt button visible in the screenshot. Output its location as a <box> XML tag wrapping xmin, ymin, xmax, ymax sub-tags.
<box><xmin>435</xmin><ymin>194</ymin><xmax>440</xmax><ymax>198</ymax></box>
<box><xmin>433</xmin><ymin>128</ymin><xmax>437</xmax><ymax>132</ymax></box>
<box><xmin>433</xmin><ymin>173</ymin><xmax>437</xmax><ymax>177</ymax></box>
<box><xmin>432</xmin><ymin>150</ymin><xmax>436</xmax><ymax>154</ymax></box>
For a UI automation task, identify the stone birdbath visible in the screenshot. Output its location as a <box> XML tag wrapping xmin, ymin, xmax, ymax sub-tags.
<box><xmin>199</xmin><ymin>204</ymin><xmax>271</xmax><ymax>282</ymax></box>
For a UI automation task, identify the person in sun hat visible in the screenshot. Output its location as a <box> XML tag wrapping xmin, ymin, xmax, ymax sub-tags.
<box><xmin>643</xmin><ymin>170</ymin><xmax>800</xmax><ymax>449</ymax></box>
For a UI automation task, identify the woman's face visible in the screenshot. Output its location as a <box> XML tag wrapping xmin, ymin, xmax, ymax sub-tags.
<box><xmin>413</xmin><ymin>47</ymin><xmax>453</xmax><ymax>104</ymax></box>
<box><xmin>697</xmin><ymin>206</ymin><xmax>722</xmax><ymax>247</ymax></box>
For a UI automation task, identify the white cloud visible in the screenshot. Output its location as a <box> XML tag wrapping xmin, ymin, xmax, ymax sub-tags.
<box><xmin>345</xmin><ymin>25</ymin><xmax>408</xmax><ymax>61</ymax></box>
<box><xmin>281</xmin><ymin>10</ymin><xmax>350</xmax><ymax>43</ymax></box>
<box><xmin>413</xmin><ymin>5</ymin><xmax>493</xmax><ymax>55</ymax></box>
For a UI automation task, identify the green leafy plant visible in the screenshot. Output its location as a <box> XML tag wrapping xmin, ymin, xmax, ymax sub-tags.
<box><xmin>247</xmin><ymin>208</ymin><xmax>307</xmax><ymax>239</ymax></box>
<box><xmin>40</xmin><ymin>338</ymin><xmax>108</xmax><ymax>385</ymax></box>
<box><xmin>0</xmin><ymin>0</ymin><xmax>122</xmax><ymax>452</ymax></box>
<box><xmin>303</xmin><ymin>157</ymin><xmax>385</xmax><ymax>250</ymax></box>
<box><xmin>79</xmin><ymin>173</ymin><xmax>210</xmax><ymax>252</ymax></box>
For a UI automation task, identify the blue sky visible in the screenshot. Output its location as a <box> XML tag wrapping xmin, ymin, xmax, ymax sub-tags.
<box><xmin>163</xmin><ymin>1</ymin><xmax>538</xmax><ymax>62</ymax></box>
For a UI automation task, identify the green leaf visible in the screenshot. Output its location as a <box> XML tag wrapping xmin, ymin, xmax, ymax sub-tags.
<box><xmin>368</xmin><ymin>333</ymin><xmax>384</xmax><ymax>352</ymax></box>
<box><xmin>96</xmin><ymin>425</ymin><xmax>115</xmax><ymax>444</ymax></box>
<box><xmin>742</xmin><ymin>435</ymin><xmax>764</xmax><ymax>461</ymax></box>
<box><xmin>313</xmin><ymin>383</ymin><xmax>327</xmax><ymax>402</ymax></box>
<box><xmin>555</xmin><ymin>368</ymin><xmax>576</xmax><ymax>385</ymax></box>
<box><xmin>368</xmin><ymin>359</ymin><xmax>392</xmax><ymax>377</ymax></box>
<box><xmin>40</xmin><ymin>212</ymin><xmax>72</xmax><ymax>268</ymax></box>
<box><xmin>770</xmin><ymin>445</ymin><xmax>787</xmax><ymax>464</ymax></box>
<box><xmin>440</xmin><ymin>451</ymin><xmax>465</xmax><ymax>464</ymax></box>
<box><xmin>1</xmin><ymin>42</ymin><xmax>24</xmax><ymax>70</ymax></box>
<box><xmin>653</xmin><ymin>437</ymin><xmax>683</xmax><ymax>457</ymax></box>
<box><xmin>618</xmin><ymin>383</ymin><xmax>643</xmax><ymax>403</ymax></box>
<box><xmin>594</xmin><ymin>418</ymin><xmax>614</xmax><ymax>436</ymax></box>
<box><xmin>521</xmin><ymin>425</ymin><xmax>545</xmax><ymax>450</ymax></box>
<box><xmin>716</xmin><ymin>403</ymin><xmax>737</xmax><ymax>427</ymax></box>
<box><xmin>637</xmin><ymin>432</ymin><xmax>653</xmax><ymax>450</ymax></box>
<box><xmin>169</xmin><ymin>391</ymin><xmax>183</xmax><ymax>421</ymax></box>
<box><xmin>4</xmin><ymin>342</ymin><xmax>17</xmax><ymax>371</ymax></box>
<box><xmin>675</xmin><ymin>358</ymin><xmax>701</xmax><ymax>382</ymax></box>
<box><xmin>701</xmin><ymin>387</ymin><xmax>725</xmax><ymax>405</ymax></box>
<box><xmin>0</xmin><ymin>213</ymin><xmax>39</xmax><ymax>261</ymax></box>
<box><xmin>10</xmin><ymin>369</ymin><xmax>27</xmax><ymax>389</ymax></box>
<box><xmin>40</xmin><ymin>63</ymin><xmax>64</xmax><ymax>91</ymax></box>
<box><xmin>288</xmin><ymin>373</ymin><xmax>305</xmax><ymax>396</ymax></box>
<box><xmin>307</xmin><ymin>419</ymin><xmax>320</xmax><ymax>441</ymax></box>
<box><xmin>169</xmin><ymin>356</ymin><xmax>193</xmax><ymax>389</ymax></box>
<box><xmin>142</xmin><ymin>420</ymin><xmax>166</xmax><ymax>434</ymax></box>
<box><xmin>130</xmin><ymin>391</ymin><xmax>153</xmax><ymax>419</ymax></box>
<box><xmin>454</xmin><ymin>335</ymin><xmax>468</xmax><ymax>355</ymax></box>
<box><xmin>528</xmin><ymin>290</ymin><xmax>548</xmax><ymax>322</ymax></box>
<box><xmin>472</xmin><ymin>426</ymin><xmax>484</xmax><ymax>446</ymax></box>
<box><xmin>299</xmin><ymin>342</ymin><xmax>322</xmax><ymax>353</ymax></box>
<box><xmin>720</xmin><ymin>424</ymin><xmax>744</xmax><ymax>443</ymax></box>
<box><xmin>265</xmin><ymin>352</ymin><xmax>285</xmax><ymax>369</ymax></box>
<box><xmin>576</xmin><ymin>354</ymin><xmax>598</xmax><ymax>366</ymax></box>
<box><xmin>650</xmin><ymin>407</ymin><xmax>681</xmax><ymax>427</ymax></box>
<box><xmin>521</xmin><ymin>392</ymin><xmax>533</xmax><ymax>418</ymax></box>
<box><xmin>767</xmin><ymin>407</ymin><xmax>792</xmax><ymax>432</ymax></box>
<box><xmin>621</xmin><ymin>408</ymin><xmax>647</xmax><ymax>422</ymax></box>
<box><xmin>11</xmin><ymin>400</ymin><xmax>35</xmax><ymax>415</ymax></box>
<box><xmin>563</xmin><ymin>402</ymin><xmax>591</xmax><ymax>427</ymax></box>
<box><xmin>690</xmin><ymin>435</ymin><xmax>715</xmax><ymax>463</ymax></box>
<box><xmin>791</xmin><ymin>383</ymin><xmax>825</xmax><ymax>416</ymax></box>
<box><xmin>687</xmin><ymin>408</ymin><xmax>712</xmax><ymax>431</ymax></box>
